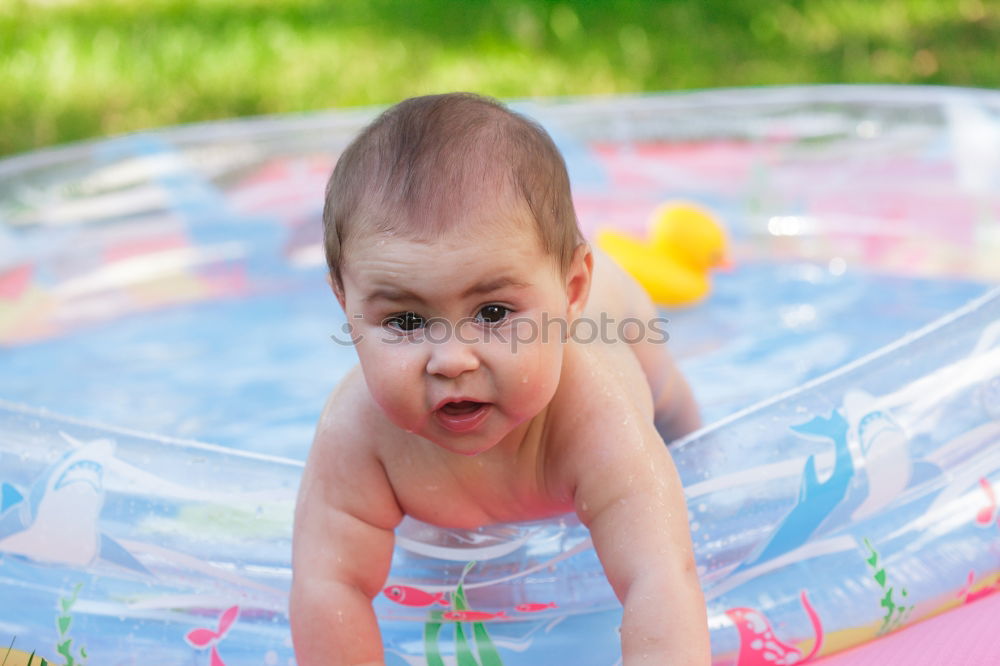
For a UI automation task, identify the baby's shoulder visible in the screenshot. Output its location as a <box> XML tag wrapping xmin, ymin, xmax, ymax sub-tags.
<box><xmin>312</xmin><ymin>365</ymin><xmax>395</xmax><ymax>458</ymax></box>
<box><xmin>541</xmin><ymin>340</ymin><xmax>664</xmax><ymax>503</ymax></box>
<box><xmin>545</xmin><ymin>340</ymin><xmax>655</xmax><ymax>452</ymax></box>
<box><xmin>557</xmin><ymin>339</ymin><xmax>654</xmax><ymax>419</ymax></box>
<box><xmin>302</xmin><ymin>366</ymin><xmax>405</xmax><ymax>532</ymax></box>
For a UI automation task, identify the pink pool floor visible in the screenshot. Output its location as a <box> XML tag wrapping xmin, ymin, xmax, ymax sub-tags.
<box><xmin>816</xmin><ymin>593</ymin><xmax>1000</xmax><ymax>665</ymax></box>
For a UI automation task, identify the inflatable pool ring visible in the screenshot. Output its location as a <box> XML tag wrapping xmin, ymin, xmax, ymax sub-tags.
<box><xmin>1</xmin><ymin>86</ymin><xmax>999</xmax><ymax>665</ymax></box>
<box><xmin>597</xmin><ymin>201</ymin><xmax>730</xmax><ymax>306</ymax></box>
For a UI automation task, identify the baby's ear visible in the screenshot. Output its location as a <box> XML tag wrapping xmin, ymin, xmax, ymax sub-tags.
<box><xmin>327</xmin><ymin>272</ymin><xmax>347</xmax><ymax>310</ymax></box>
<box><xmin>565</xmin><ymin>243</ymin><xmax>593</xmax><ymax>320</ymax></box>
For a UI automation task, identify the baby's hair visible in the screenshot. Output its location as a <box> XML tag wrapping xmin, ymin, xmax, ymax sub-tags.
<box><xmin>323</xmin><ymin>92</ymin><xmax>584</xmax><ymax>288</ymax></box>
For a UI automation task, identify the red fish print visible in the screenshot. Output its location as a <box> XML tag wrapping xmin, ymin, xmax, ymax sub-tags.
<box><xmin>441</xmin><ymin>610</ymin><xmax>506</xmax><ymax>622</ymax></box>
<box><xmin>185</xmin><ymin>605</ymin><xmax>239</xmax><ymax>666</ymax></box>
<box><xmin>383</xmin><ymin>585</ymin><xmax>450</xmax><ymax>607</ymax></box>
<box><xmin>725</xmin><ymin>590</ymin><xmax>822</xmax><ymax>666</ymax></box>
<box><xmin>975</xmin><ymin>478</ymin><xmax>998</xmax><ymax>527</ymax></box>
<box><xmin>515</xmin><ymin>602</ymin><xmax>558</xmax><ymax>613</ymax></box>
<box><xmin>957</xmin><ymin>571</ymin><xmax>1000</xmax><ymax>604</ymax></box>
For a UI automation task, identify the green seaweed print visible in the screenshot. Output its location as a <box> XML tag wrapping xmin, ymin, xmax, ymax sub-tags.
<box><xmin>423</xmin><ymin>563</ymin><xmax>504</xmax><ymax>666</ymax></box>
<box><xmin>862</xmin><ymin>538</ymin><xmax>913</xmax><ymax>635</ymax></box>
<box><xmin>54</xmin><ymin>584</ymin><xmax>88</xmax><ymax>666</ymax></box>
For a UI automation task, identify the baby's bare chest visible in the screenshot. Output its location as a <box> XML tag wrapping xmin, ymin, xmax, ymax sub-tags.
<box><xmin>381</xmin><ymin>449</ymin><xmax>573</xmax><ymax>529</ymax></box>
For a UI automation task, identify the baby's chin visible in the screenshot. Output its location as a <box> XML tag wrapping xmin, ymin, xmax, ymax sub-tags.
<box><xmin>421</xmin><ymin>427</ymin><xmax>506</xmax><ymax>457</ymax></box>
<box><xmin>420</xmin><ymin>424</ymin><xmax>512</xmax><ymax>457</ymax></box>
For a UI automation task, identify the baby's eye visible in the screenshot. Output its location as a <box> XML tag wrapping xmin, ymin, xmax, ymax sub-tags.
<box><xmin>476</xmin><ymin>304</ymin><xmax>511</xmax><ymax>324</ymax></box>
<box><xmin>384</xmin><ymin>312</ymin><xmax>425</xmax><ymax>332</ymax></box>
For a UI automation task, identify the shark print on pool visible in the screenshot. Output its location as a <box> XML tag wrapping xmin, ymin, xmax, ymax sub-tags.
<box><xmin>0</xmin><ymin>434</ymin><xmax>147</xmax><ymax>574</ymax></box>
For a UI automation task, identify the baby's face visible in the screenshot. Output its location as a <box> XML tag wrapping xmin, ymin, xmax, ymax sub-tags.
<box><xmin>337</xmin><ymin>214</ymin><xmax>587</xmax><ymax>456</ymax></box>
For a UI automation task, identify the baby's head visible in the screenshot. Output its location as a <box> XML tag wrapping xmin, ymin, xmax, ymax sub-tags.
<box><xmin>322</xmin><ymin>93</ymin><xmax>592</xmax><ymax>455</ymax></box>
<box><xmin>323</xmin><ymin>92</ymin><xmax>584</xmax><ymax>292</ymax></box>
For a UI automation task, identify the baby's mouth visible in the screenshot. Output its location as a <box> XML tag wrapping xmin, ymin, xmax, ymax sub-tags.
<box><xmin>439</xmin><ymin>400</ymin><xmax>486</xmax><ymax>416</ymax></box>
<box><xmin>434</xmin><ymin>400</ymin><xmax>492</xmax><ymax>433</ymax></box>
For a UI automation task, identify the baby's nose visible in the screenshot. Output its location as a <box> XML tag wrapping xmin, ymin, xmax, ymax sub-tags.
<box><xmin>425</xmin><ymin>323</ymin><xmax>480</xmax><ymax>379</ymax></box>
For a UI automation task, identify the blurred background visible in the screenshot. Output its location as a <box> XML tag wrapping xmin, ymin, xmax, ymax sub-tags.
<box><xmin>2</xmin><ymin>0</ymin><xmax>999</xmax><ymax>159</ymax></box>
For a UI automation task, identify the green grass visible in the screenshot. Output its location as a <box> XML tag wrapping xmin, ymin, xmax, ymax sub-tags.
<box><xmin>2</xmin><ymin>0</ymin><xmax>999</xmax><ymax>157</ymax></box>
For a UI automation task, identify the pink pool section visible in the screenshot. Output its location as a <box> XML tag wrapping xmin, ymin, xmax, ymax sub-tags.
<box><xmin>817</xmin><ymin>593</ymin><xmax>1000</xmax><ymax>665</ymax></box>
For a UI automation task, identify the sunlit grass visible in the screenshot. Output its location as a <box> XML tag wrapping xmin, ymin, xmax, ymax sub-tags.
<box><xmin>1</xmin><ymin>0</ymin><xmax>999</xmax><ymax>156</ymax></box>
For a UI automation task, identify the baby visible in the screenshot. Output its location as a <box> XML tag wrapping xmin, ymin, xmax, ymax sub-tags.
<box><xmin>290</xmin><ymin>93</ymin><xmax>709</xmax><ymax>665</ymax></box>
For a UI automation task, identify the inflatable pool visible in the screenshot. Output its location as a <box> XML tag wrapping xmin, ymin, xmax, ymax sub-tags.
<box><xmin>1</xmin><ymin>86</ymin><xmax>999</xmax><ymax>665</ymax></box>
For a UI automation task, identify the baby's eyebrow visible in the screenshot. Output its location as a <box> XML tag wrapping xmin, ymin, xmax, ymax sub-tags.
<box><xmin>362</xmin><ymin>276</ymin><xmax>529</xmax><ymax>304</ymax></box>
<box><xmin>461</xmin><ymin>276</ymin><xmax>531</xmax><ymax>298</ymax></box>
<box><xmin>363</xmin><ymin>287</ymin><xmax>425</xmax><ymax>304</ymax></box>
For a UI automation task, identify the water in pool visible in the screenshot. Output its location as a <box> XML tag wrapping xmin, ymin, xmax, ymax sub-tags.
<box><xmin>3</xmin><ymin>259</ymin><xmax>988</xmax><ymax>458</ymax></box>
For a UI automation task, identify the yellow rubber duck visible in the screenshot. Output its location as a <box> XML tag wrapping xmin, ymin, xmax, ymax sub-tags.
<box><xmin>597</xmin><ymin>202</ymin><xmax>730</xmax><ymax>306</ymax></box>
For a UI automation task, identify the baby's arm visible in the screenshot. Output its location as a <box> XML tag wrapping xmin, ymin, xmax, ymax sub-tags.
<box><xmin>572</xmin><ymin>414</ymin><xmax>709</xmax><ymax>665</ymax></box>
<box><xmin>291</xmin><ymin>382</ymin><xmax>403</xmax><ymax>666</ymax></box>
